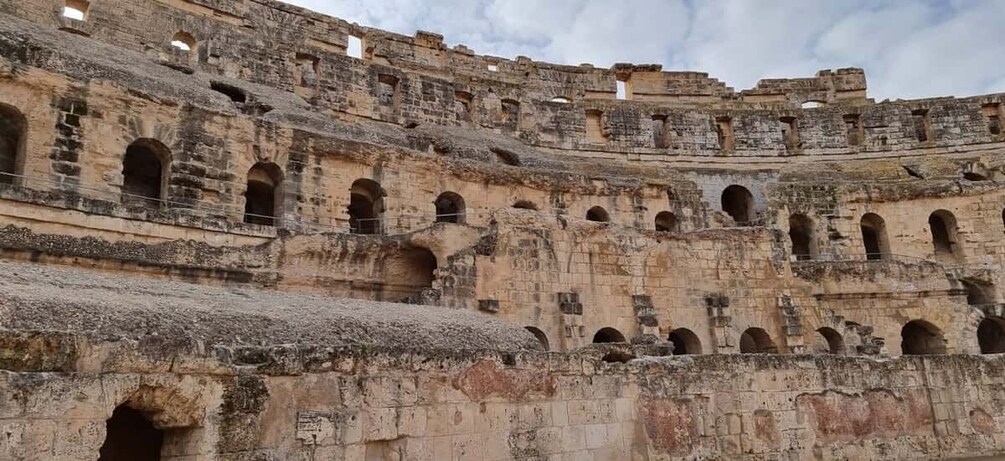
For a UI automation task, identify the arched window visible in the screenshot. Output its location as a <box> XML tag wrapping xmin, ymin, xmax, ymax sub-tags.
<box><xmin>244</xmin><ymin>162</ymin><xmax>282</xmax><ymax>226</ymax></box>
<box><xmin>512</xmin><ymin>200</ymin><xmax>537</xmax><ymax>211</ymax></box>
<box><xmin>668</xmin><ymin>328</ymin><xmax>701</xmax><ymax>355</ymax></box>
<box><xmin>860</xmin><ymin>213</ymin><xmax>890</xmax><ymax>260</ymax></box>
<box><xmin>121</xmin><ymin>139</ymin><xmax>169</xmax><ymax>206</ymax></box>
<box><xmin>63</xmin><ymin>0</ymin><xmax>89</xmax><ymax>20</ymax></box>
<box><xmin>928</xmin><ymin>210</ymin><xmax>961</xmax><ymax>261</ymax></box>
<box><xmin>721</xmin><ymin>185</ymin><xmax>754</xmax><ymax>224</ymax></box>
<box><xmin>655</xmin><ymin>211</ymin><xmax>678</xmax><ymax>232</ymax></box>
<box><xmin>171</xmin><ymin>32</ymin><xmax>196</xmax><ymax>52</ymax></box>
<box><xmin>0</xmin><ymin>103</ymin><xmax>26</xmax><ymax>186</ymax></box>
<box><xmin>978</xmin><ymin>317</ymin><xmax>1005</xmax><ymax>354</ymax></box>
<box><xmin>788</xmin><ymin>213</ymin><xmax>815</xmax><ymax>260</ymax></box>
<box><xmin>524</xmin><ymin>326</ymin><xmax>549</xmax><ymax>351</ymax></box>
<box><xmin>99</xmin><ymin>405</ymin><xmax>164</xmax><ymax>461</ymax></box>
<box><xmin>348</xmin><ymin>178</ymin><xmax>383</xmax><ymax>235</ymax></box>
<box><xmin>434</xmin><ymin>192</ymin><xmax>465</xmax><ymax>224</ymax></box>
<box><xmin>593</xmin><ymin>327</ymin><xmax>626</xmax><ymax>344</ymax></box>
<box><xmin>901</xmin><ymin>320</ymin><xmax>946</xmax><ymax>355</ymax></box>
<box><xmin>815</xmin><ymin>327</ymin><xmax>844</xmax><ymax>354</ymax></box>
<box><xmin>586</xmin><ymin>206</ymin><xmax>610</xmax><ymax>223</ymax></box>
<box><xmin>739</xmin><ymin>327</ymin><xmax>777</xmax><ymax>353</ymax></box>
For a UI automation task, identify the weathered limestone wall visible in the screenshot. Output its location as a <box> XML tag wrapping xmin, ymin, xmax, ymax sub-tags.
<box><xmin>3</xmin><ymin>334</ymin><xmax>1005</xmax><ymax>460</ymax></box>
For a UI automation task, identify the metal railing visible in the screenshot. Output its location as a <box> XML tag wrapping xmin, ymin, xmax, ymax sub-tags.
<box><xmin>0</xmin><ymin>171</ymin><xmax>508</xmax><ymax>235</ymax></box>
<box><xmin>789</xmin><ymin>252</ymin><xmax>943</xmax><ymax>266</ymax></box>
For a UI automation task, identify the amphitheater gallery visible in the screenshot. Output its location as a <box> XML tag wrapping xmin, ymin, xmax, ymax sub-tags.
<box><xmin>0</xmin><ymin>0</ymin><xmax>1004</xmax><ymax>460</ymax></box>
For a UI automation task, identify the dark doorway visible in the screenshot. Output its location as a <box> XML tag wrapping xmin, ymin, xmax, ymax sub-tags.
<box><xmin>860</xmin><ymin>213</ymin><xmax>889</xmax><ymax>260</ymax></box>
<box><xmin>668</xmin><ymin>328</ymin><xmax>701</xmax><ymax>355</ymax></box>
<box><xmin>788</xmin><ymin>213</ymin><xmax>815</xmax><ymax>260</ymax></box>
<box><xmin>0</xmin><ymin>103</ymin><xmax>26</xmax><ymax>186</ymax></box>
<box><xmin>901</xmin><ymin>320</ymin><xmax>946</xmax><ymax>355</ymax></box>
<box><xmin>243</xmin><ymin>162</ymin><xmax>282</xmax><ymax>226</ymax></box>
<box><xmin>435</xmin><ymin>192</ymin><xmax>465</xmax><ymax>224</ymax></box>
<box><xmin>98</xmin><ymin>405</ymin><xmax>163</xmax><ymax>461</ymax></box>
<box><xmin>721</xmin><ymin>185</ymin><xmax>754</xmax><ymax>224</ymax></box>
<box><xmin>978</xmin><ymin>318</ymin><xmax>1005</xmax><ymax>354</ymax></box>
<box><xmin>122</xmin><ymin>139</ymin><xmax>169</xmax><ymax>207</ymax></box>
<box><xmin>349</xmin><ymin>178</ymin><xmax>383</xmax><ymax>235</ymax></box>
<box><xmin>739</xmin><ymin>327</ymin><xmax>778</xmax><ymax>353</ymax></box>
<box><xmin>593</xmin><ymin>327</ymin><xmax>626</xmax><ymax>344</ymax></box>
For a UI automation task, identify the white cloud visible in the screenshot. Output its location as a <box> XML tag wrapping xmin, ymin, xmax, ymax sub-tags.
<box><xmin>282</xmin><ymin>0</ymin><xmax>1005</xmax><ymax>100</ymax></box>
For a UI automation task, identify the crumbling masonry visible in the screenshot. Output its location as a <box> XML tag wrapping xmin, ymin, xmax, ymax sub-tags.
<box><xmin>1</xmin><ymin>0</ymin><xmax>1005</xmax><ymax>459</ymax></box>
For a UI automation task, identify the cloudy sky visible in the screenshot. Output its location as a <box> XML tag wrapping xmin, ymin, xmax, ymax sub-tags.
<box><xmin>282</xmin><ymin>0</ymin><xmax>1005</xmax><ymax>101</ymax></box>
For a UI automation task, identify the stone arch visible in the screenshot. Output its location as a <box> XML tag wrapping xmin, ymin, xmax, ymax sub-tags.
<box><xmin>860</xmin><ymin>213</ymin><xmax>890</xmax><ymax>260</ymax></box>
<box><xmin>99</xmin><ymin>405</ymin><xmax>164</xmax><ymax>461</ymax></box>
<box><xmin>668</xmin><ymin>328</ymin><xmax>701</xmax><ymax>355</ymax></box>
<box><xmin>721</xmin><ymin>185</ymin><xmax>754</xmax><ymax>224</ymax></box>
<box><xmin>655</xmin><ymin>211</ymin><xmax>678</xmax><ymax>232</ymax></box>
<box><xmin>815</xmin><ymin>327</ymin><xmax>845</xmax><ymax>354</ymax></box>
<box><xmin>929</xmin><ymin>210</ymin><xmax>961</xmax><ymax>262</ymax></box>
<box><xmin>63</xmin><ymin>0</ymin><xmax>89</xmax><ymax>20</ymax></box>
<box><xmin>122</xmin><ymin>138</ymin><xmax>170</xmax><ymax>206</ymax></box>
<box><xmin>434</xmin><ymin>192</ymin><xmax>465</xmax><ymax>224</ymax></box>
<box><xmin>739</xmin><ymin>327</ymin><xmax>777</xmax><ymax>353</ymax></box>
<box><xmin>788</xmin><ymin>213</ymin><xmax>816</xmax><ymax>260</ymax></box>
<box><xmin>586</xmin><ymin>206</ymin><xmax>610</xmax><ymax>223</ymax></box>
<box><xmin>349</xmin><ymin>178</ymin><xmax>383</xmax><ymax>235</ymax></box>
<box><xmin>0</xmin><ymin>103</ymin><xmax>26</xmax><ymax>186</ymax></box>
<box><xmin>524</xmin><ymin>326</ymin><xmax>549</xmax><ymax>351</ymax></box>
<box><xmin>384</xmin><ymin>246</ymin><xmax>437</xmax><ymax>303</ymax></box>
<box><xmin>243</xmin><ymin>162</ymin><xmax>282</xmax><ymax>226</ymax></box>
<box><xmin>978</xmin><ymin>317</ymin><xmax>1005</xmax><ymax>354</ymax></box>
<box><xmin>593</xmin><ymin>327</ymin><xmax>626</xmax><ymax>344</ymax></box>
<box><xmin>170</xmin><ymin>31</ymin><xmax>196</xmax><ymax>52</ymax></box>
<box><xmin>901</xmin><ymin>319</ymin><xmax>946</xmax><ymax>355</ymax></box>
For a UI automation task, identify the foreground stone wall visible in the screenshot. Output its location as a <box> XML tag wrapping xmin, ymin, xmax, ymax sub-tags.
<box><xmin>2</xmin><ymin>333</ymin><xmax>1005</xmax><ymax>460</ymax></box>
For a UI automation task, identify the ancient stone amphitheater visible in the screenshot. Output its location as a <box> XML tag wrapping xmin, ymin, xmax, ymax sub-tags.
<box><xmin>1</xmin><ymin>0</ymin><xmax>1004</xmax><ymax>460</ymax></box>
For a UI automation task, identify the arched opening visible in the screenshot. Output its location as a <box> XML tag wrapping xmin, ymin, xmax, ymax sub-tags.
<box><xmin>0</xmin><ymin>103</ymin><xmax>26</xmax><ymax>186</ymax></box>
<box><xmin>512</xmin><ymin>200</ymin><xmax>538</xmax><ymax>211</ymax></box>
<box><xmin>901</xmin><ymin>320</ymin><xmax>946</xmax><ymax>355</ymax></box>
<box><xmin>524</xmin><ymin>326</ymin><xmax>549</xmax><ymax>351</ymax></box>
<box><xmin>721</xmin><ymin>185</ymin><xmax>754</xmax><ymax>224</ymax></box>
<box><xmin>978</xmin><ymin>317</ymin><xmax>1005</xmax><ymax>354</ymax></box>
<box><xmin>348</xmin><ymin>178</ymin><xmax>383</xmax><ymax>235</ymax></box>
<box><xmin>122</xmin><ymin>139</ymin><xmax>169</xmax><ymax>207</ymax></box>
<box><xmin>170</xmin><ymin>32</ymin><xmax>196</xmax><ymax>52</ymax></box>
<box><xmin>593</xmin><ymin>327</ymin><xmax>626</xmax><ymax>344</ymax></box>
<box><xmin>655</xmin><ymin>211</ymin><xmax>678</xmax><ymax>232</ymax></box>
<box><xmin>63</xmin><ymin>0</ymin><xmax>89</xmax><ymax>20</ymax></box>
<box><xmin>243</xmin><ymin>163</ymin><xmax>282</xmax><ymax>226</ymax></box>
<box><xmin>815</xmin><ymin>327</ymin><xmax>844</xmax><ymax>354</ymax></box>
<box><xmin>668</xmin><ymin>328</ymin><xmax>701</xmax><ymax>355</ymax></box>
<box><xmin>788</xmin><ymin>213</ymin><xmax>815</xmax><ymax>260</ymax></box>
<box><xmin>929</xmin><ymin>210</ymin><xmax>961</xmax><ymax>261</ymax></box>
<box><xmin>739</xmin><ymin>327</ymin><xmax>778</xmax><ymax>353</ymax></box>
<box><xmin>961</xmin><ymin>280</ymin><xmax>993</xmax><ymax>305</ymax></box>
<box><xmin>586</xmin><ymin>206</ymin><xmax>610</xmax><ymax>223</ymax></box>
<box><xmin>860</xmin><ymin>213</ymin><xmax>890</xmax><ymax>260</ymax></box>
<box><xmin>384</xmin><ymin>247</ymin><xmax>437</xmax><ymax>303</ymax></box>
<box><xmin>434</xmin><ymin>192</ymin><xmax>465</xmax><ymax>224</ymax></box>
<box><xmin>98</xmin><ymin>405</ymin><xmax>164</xmax><ymax>461</ymax></box>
